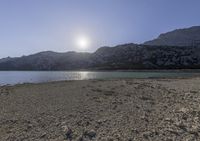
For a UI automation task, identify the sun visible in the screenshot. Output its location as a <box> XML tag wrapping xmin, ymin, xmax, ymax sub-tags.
<box><xmin>76</xmin><ymin>36</ymin><xmax>90</xmax><ymax>50</ymax></box>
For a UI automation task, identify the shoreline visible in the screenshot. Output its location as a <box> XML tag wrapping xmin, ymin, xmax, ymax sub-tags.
<box><xmin>1</xmin><ymin>78</ymin><xmax>200</xmax><ymax>140</ymax></box>
<box><xmin>1</xmin><ymin>74</ymin><xmax>200</xmax><ymax>87</ymax></box>
<box><xmin>0</xmin><ymin>76</ymin><xmax>193</xmax><ymax>87</ymax></box>
<box><xmin>0</xmin><ymin>69</ymin><xmax>200</xmax><ymax>72</ymax></box>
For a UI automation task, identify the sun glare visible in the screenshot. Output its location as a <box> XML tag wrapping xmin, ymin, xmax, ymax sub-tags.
<box><xmin>76</xmin><ymin>36</ymin><xmax>90</xmax><ymax>50</ymax></box>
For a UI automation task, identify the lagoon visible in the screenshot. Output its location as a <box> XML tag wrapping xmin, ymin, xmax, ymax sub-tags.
<box><xmin>0</xmin><ymin>70</ymin><xmax>199</xmax><ymax>85</ymax></box>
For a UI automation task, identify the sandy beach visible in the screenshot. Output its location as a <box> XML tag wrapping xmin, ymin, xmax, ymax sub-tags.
<box><xmin>1</xmin><ymin>78</ymin><xmax>200</xmax><ymax>141</ymax></box>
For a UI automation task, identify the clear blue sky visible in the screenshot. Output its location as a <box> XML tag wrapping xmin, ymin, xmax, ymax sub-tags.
<box><xmin>0</xmin><ymin>0</ymin><xmax>200</xmax><ymax>58</ymax></box>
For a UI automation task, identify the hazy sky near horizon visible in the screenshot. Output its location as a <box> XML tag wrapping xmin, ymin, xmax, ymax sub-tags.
<box><xmin>0</xmin><ymin>0</ymin><xmax>200</xmax><ymax>58</ymax></box>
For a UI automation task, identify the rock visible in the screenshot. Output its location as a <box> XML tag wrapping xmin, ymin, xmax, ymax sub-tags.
<box><xmin>64</xmin><ymin>127</ymin><xmax>73</xmax><ymax>140</ymax></box>
<box><xmin>190</xmin><ymin>90</ymin><xmax>198</xmax><ymax>93</ymax></box>
<box><xmin>140</xmin><ymin>96</ymin><xmax>153</xmax><ymax>101</ymax></box>
<box><xmin>97</xmin><ymin>120</ymin><xmax>102</xmax><ymax>124</ymax></box>
<box><xmin>131</xmin><ymin>128</ymin><xmax>139</xmax><ymax>134</ymax></box>
<box><xmin>142</xmin><ymin>130</ymin><xmax>158</xmax><ymax>139</ymax></box>
<box><xmin>106</xmin><ymin>136</ymin><xmax>114</xmax><ymax>141</ymax></box>
<box><xmin>143</xmin><ymin>132</ymin><xmax>150</xmax><ymax>139</ymax></box>
<box><xmin>167</xmin><ymin>129</ymin><xmax>180</xmax><ymax>136</ymax></box>
<box><xmin>97</xmin><ymin>119</ymin><xmax>107</xmax><ymax>125</ymax></box>
<box><xmin>40</xmin><ymin>132</ymin><xmax>47</xmax><ymax>138</ymax></box>
<box><xmin>27</xmin><ymin>124</ymin><xmax>33</xmax><ymax>129</ymax></box>
<box><xmin>178</xmin><ymin>107</ymin><xmax>189</xmax><ymax>113</ymax></box>
<box><xmin>62</xmin><ymin>125</ymin><xmax>68</xmax><ymax>132</ymax></box>
<box><xmin>84</xmin><ymin>130</ymin><xmax>96</xmax><ymax>139</ymax></box>
<box><xmin>164</xmin><ymin>118</ymin><xmax>173</xmax><ymax>123</ymax></box>
<box><xmin>77</xmin><ymin>136</ymin><xmax>84</xmax><ymax>141</ymax></box>
<box><xmin>176</xmin><ymin>123</ymin><xmax>187</xmax><ymax>132</ymax></box>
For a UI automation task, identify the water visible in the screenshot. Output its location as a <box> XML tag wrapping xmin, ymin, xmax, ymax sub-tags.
<box><xmin>0</xmin><ymin>71</ymin><xmax>199</xmax><ymax>85</ymax></box>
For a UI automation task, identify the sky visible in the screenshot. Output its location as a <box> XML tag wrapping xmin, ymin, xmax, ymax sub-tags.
<box><xmin>0</xmin><ymin>0</ymin><xmax>200</xmax><ymax>58</ymax></box>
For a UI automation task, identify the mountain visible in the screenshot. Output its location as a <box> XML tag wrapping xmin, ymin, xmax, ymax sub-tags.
<box><xmin>91</xmin><ymin>44</ymin><xmax>200</xmax><ymax>69</ymax></box>
<box><xmin>0</xmin><ymin>51</ymin><xmax>91</xmax><ymax>70</ymax></box>
<box><xmin>1</xmin><ymin>26</ymin><xmax>200</xmax><ymax>70</ymax></box>
<box><xmin>144</xmin><ymin>26</ymin><xmax>200</xmax><ymax>47</ymax></box>
<box><xmin>1</xmin><ymin>43</ymin><xmax>200</xmax><ymax>70</ymax></box>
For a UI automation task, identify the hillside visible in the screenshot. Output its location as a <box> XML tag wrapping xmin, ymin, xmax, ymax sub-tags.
<box><xmin>0</xmin><ymin>51</ymin><xmax>91</xmax><ymax>70</ymax></box>
<box><xmin>0</xmin><ymin>44</ymin><xmax>200</xmax><ymax>70</ymax></box>
<box><xmin>1</xmin><ymin>26</ymin><xmax>200</xmax><ymax>70</ymax></box>
<box><xmin>144</xmin><ymin>26</ymin><xmax>200</xmax><ymax>47</ymax></box>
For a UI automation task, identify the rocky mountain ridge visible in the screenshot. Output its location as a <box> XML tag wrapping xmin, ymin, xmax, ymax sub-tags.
<box><xmin>0</xmin><ymin>43</ymin><xmax>200</xmax><ymax>70</ymax></box>
<box><xmin>1</xmin><ymin>26</ymin><xmax>200</xmax><ymax>70</ymax></box>
<box><xmin>144</xmin><ymin>26</ymin><xmax>200</xmax><ymax>47</ymax></box>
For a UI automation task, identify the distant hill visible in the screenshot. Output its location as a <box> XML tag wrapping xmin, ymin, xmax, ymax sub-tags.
<box><xmin>144</xmin><ymin>26</ymin><xmax>200</xmax><ymax>47</ymax></box>
<box><xmin>0</xmin><ymin>51</ymin><xmax>91</xmax><ymax>70</ymax></box>
<box><xmin>1</xmin><ymin>43</ymin><xmax>200</xmax><ymax>70</ymax></box>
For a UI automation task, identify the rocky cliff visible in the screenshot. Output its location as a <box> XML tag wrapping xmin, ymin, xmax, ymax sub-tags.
<box><xmin>144</xmin><ymin>26</ymin><xmax>200</xmax><ymax>47</ymax></box>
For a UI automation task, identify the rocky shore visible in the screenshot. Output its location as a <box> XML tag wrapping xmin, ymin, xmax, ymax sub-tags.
<box><xmin>1</xmin><ymin>78</ymin><xmax>200</xmax><ymax>141</ymax></box>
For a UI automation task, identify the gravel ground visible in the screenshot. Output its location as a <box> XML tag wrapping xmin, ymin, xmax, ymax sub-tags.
<box><xmin>1</xmin><ymin>78</ymin><xmax>200</xmax><ymax>141</ymax></box>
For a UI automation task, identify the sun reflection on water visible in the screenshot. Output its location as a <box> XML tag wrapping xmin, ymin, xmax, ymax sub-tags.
<box><xmin>79</xmin><ymin>71</ymin><xmax>90</xmax><ymax>80</ymax></box>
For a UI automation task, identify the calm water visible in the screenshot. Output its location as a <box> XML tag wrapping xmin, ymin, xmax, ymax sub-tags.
<box><xmin>0</xmin><ymin>71</ymin><xmax>199</xmax><ymax>85</ymax></box>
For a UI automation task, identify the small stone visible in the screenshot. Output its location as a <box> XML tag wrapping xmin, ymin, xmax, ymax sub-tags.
<box><xmin>97</xmin><ymin>120</ymin><xmax>102</xmax><ymax>124</ymax></box>
<box><xmin>97</xmin><ymin>119</ymin><xmax>107</xmax><ymax>124</ymax></box>
<box><xmin>164</xmin><ymin>118</ymin><xmax>173</xmax><ymax>122</ymax></box>
<box><xmin>64</xmin><ymin>127</ymin><xmax>73</xmax><ymax>140</ymax></box>
<box><xmin>178</xmin><ymin>107</ymin><xmax>189</xmax><ymax>113</ymax></box>
<box><xmin>106</xmin><ymin>136</ymin><xmax>114</xmax><ymax>141</ymax></box>
<box><xmin>77</xmin><ymin>136</ymin><xmax>84</xmax><ymax>141</ymax></box>
<box><xmin>176</xmin><ymin>123</ymin><xmax>187</xmax><ymax>132</ymax></box>
<box><xmin>84</xmin><ymin>130</ymin><xmax>96</xmax><ymax>139</ymax></box>
<box><xmin>190</xmin><ymin>90</ymin><xmax>198</xmax><ymax>93</ymax></box>
<box><xmin>143</xmin><ymin>131</ymin><xmax>151</xmax><ymax>139</ymax></box>
<box><xmin>27</xmin><ymin>124</ymin><xmax>33</xmax><ymax>129</ymax></box>
<box><xmin>131</xmin><ymin>128</ymin><xmax>139</xmax><ymax>134</ymax></box>
<box><xmin>62</xmin><ymin>125</ymin><xmax>68</xmax><ymax>132</ymax></box>
<box><xmin>128</xmin><ymin>138</ymin><xmax>133</xmax><ymax>141</ymax></box>
<box><xmin>40</xmin><ymin>132</ymin><xmax>46</xmax><ymax>138</ymax></box>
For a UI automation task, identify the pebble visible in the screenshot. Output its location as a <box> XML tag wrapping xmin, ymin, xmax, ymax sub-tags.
<box><xmin>63</xmin><ymin>127</ymin><xmax>73</xmax><ymax>140</ymax></box>
<box><xmin>178</xmin><ymin>107</ymin><xmax>189</xmax><ymax>113</ymax></box>
<box><xmin>84</xmin><ymin>130</ymin><xmax>96</xmax><ymax>139</ymax></box>
<box><xmin>40</xmin><ymin>132</ymin><xmax>46</xmax><ymax>138</ymax></box>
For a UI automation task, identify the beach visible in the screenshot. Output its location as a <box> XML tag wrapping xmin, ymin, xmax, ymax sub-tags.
<box><xmin>1</xmin><ymin>78</ymin><xmax>200</xmax><ymax>141</ymax></box>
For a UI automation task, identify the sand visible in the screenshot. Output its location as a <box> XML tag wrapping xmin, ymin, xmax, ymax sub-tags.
<box><xmin>1</xmin><ymin>78</ymin><xmax>200</xmax><ymax>141</ymax></box>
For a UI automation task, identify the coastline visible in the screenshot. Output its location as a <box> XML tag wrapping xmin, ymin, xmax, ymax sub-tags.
<box><xmin>1</xmin><ymin>77</ymin><xmax>200</xmax><ymax>140</ymax></box>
